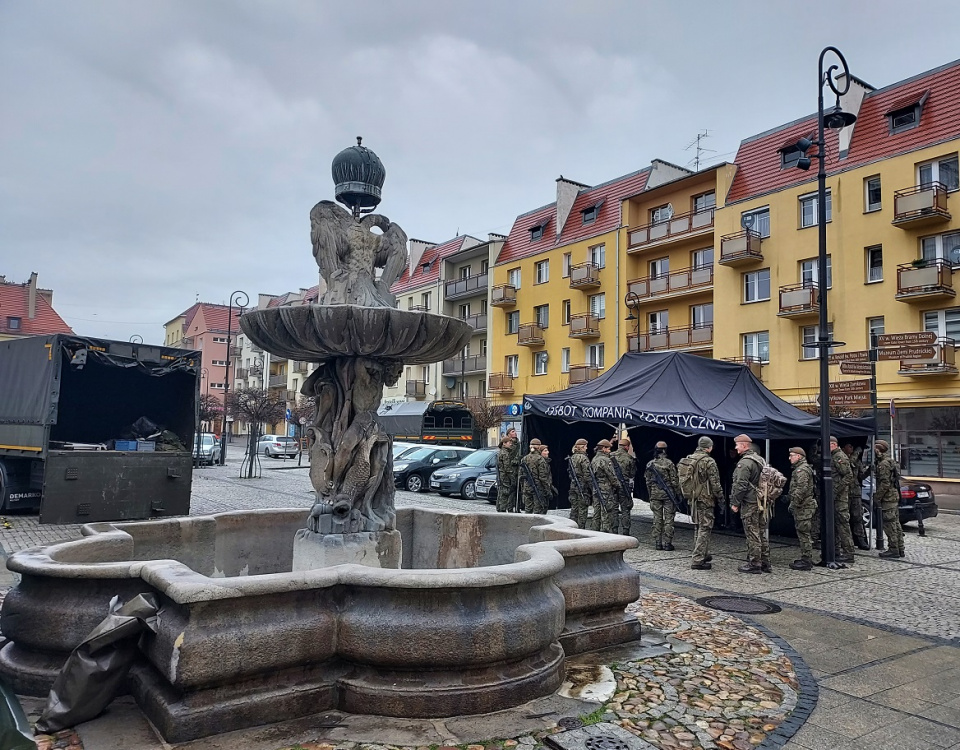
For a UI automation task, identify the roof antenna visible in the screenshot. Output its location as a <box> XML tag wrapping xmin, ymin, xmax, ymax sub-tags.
<box><xmin>683</xmin><ymin>129</ymin><xmax>716</xmax><ymax>171</ymax></box>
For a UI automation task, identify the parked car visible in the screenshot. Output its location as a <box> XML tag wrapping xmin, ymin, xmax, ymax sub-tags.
<box><xmin>393</xmin><ymin>446</ymin><xmax>474</xmax><ymax>492</ymax></box>
<box><xmin>257</xmin><ymin>434</ymin><xmax>299</xmax><ymax>458</ymax></box>
<box><xmin>475</xmin><ymin>469</ymin><xmax>498</xmax><ymax>504</ymax></box>
<box><xmin>861</xmin><ymin>477</ymin><xmax>939</xmax><ymax>526</ymax></box>
<box><xmin>192</xmin><ymin>433</ymin><xmax>222</xmax><ymax>466</ymax></box>
<box><xmin>429</xmin><ymin>448</ymin><xmax>498</xmax><ymax>499</ymax></box>
<box><xmin>393</xmin><ymin>442</ymin><xmax>433</xmax><ymax>460</ymax></box>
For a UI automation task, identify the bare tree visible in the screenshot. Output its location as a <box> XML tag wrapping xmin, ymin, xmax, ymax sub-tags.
<box><xmin>226</xmin><ymin>388</ymin><xmax>287</xmax><ymax>476</ymax></box>
<box><xmin>464</xmin><ymin>397</ymin><xmax>502</xmax><ymax>447</ymax></box>
<box><xmin>290</xmin><ymin>397</ymin><xmax>317</xmax><ymax>451</ymax></box>
<box><xmin>197</xmin><ymin>393</ymin><xmax>223</xmax><ymax>431</ymax></box>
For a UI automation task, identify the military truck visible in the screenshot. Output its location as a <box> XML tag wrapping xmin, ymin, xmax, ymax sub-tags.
<box><xmin>0</xmin><ymin>335</ymin><xmax>200</xmax><ymax>524</ymax></box>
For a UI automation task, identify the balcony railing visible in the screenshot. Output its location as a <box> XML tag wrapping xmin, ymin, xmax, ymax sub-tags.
<box><xmin>568</xmin><ymin>364</ymin><xmax>601</xmax><ymax>384</ymax></box>
<box><xmin>778</xmin><ymin>283</ymin><xmax>820</xmax><ymax>318</ymax></box>
<box><xmin>568</xmin><ymin>313</ymin><xmax>601</xmax><ymax>338</ymax></box>
<box><xmin>893</xmin><ymin>182</ymin><xmax>951</xmax><ymax>227</ymax></box>
<box><xmin>896</xmin><ymin>259</ymin><xmax>956</xmax><ymax>302</ymax></box>
<box><xmin>719</xmin><ymin>230</ymin><xmax>763</xmax><ymax>266</ymax></box>
<box><xmin>488</xmin><ymin>372</ymin><xmax>515</xmax><ymax>393</ymax></box>
<box><xmin>406</xmin><ymin>304</ymin><xmax>430</xmax><ymax>312</ymax></box>
<box><xmin>627</xmin><ymin>264</ymin><xmax>713</xmax><ymax>302</ymax></box>
<box><xmin>268</xmin><ymin>374</ymin><xmax>286</xmax><ymax>388</ymax></box>
<box><xmin>628</xmin><ymin>324</ymin><xmax>713</xmax><ymax>353</ymax></box>
<box><xmin>898</xmin><ymin>338</ymin><xmax>958</xmax><ymax>376</ymax></box>
<box><xmin>569</xmin><ymin>262</ymin><xmax>601</xmax><ymax>289</ymax></box>
<box><xmin>491</xmin><ymin>284</ymin><xmax>517</xmax><ymax>306</ymax></box>
<box><xmin>517</xmin><ymin>323</ymin><xmax>545</xmax><ymax>347</ymax></box>
<box><xmin>463</xmin><ymin>312</ymin><xmax>487</xmax><ymax>331</ymax></box>
<box><xmin>405</xmin><ymin>380</ymin><xmax>427</xmax><ymax>398</ymax></box>
<box><xmin>723</xmin><ymin>357</ymin><xmax>764</xmax><ymax>380</ymax></box>
<box><xmin>445</xmin><ymin>272</ymin><xmax>489</xmax><ymax>300</ymax></box>
<box><xmin>627</xmin><ymin>208</ymin><xmax>714</xmax><ymax>251</ymax></box>
<box><xmin>442</xmin><ymin>354</ymin><xmax>487</xmax><ymax>375</ymax></box>
<box><xmin>293</xmin><ymin>361</ymin><xmax>309</xmax><ymax>373</ymax></box>
<box><xmin>285</xmin><ymin>389</ymin><xmax>296</xmax><ymax>401</ymax></box>
<box><xmin>235</xmin><ymin>368</ymin><xmax>248</xmax><ymax>380</ymax></box>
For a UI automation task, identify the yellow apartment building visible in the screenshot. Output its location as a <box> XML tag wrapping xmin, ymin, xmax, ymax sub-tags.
<box><xmin>714</xmin><ymin>58</ymin><xmax>960</xmax><ymax>481</ymax></box>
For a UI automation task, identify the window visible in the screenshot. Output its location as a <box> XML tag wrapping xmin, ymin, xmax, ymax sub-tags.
<box><xmin>534</xmin><ymin>304</ymin><xmax>549</xmax><ymax>329</ymax></box>
<box><xmin>420</xmin><ymin>291</ymin><xmax>432</xmax><ymax>310</ymax></box>
<box><xmin>210</xmin><ymin>382</ymin><xmax>225</xmax><ymax>390</ymax></box>
<box><xmin>648</xmin><ymin>310</ymin><xmax>668</xmax><ymax>333</ymax></box>
<box><xmin>866</xmin><ymin>246</ymin><xmax>883</xmax><ymax>283</ymax></box>
<box><xmin>742</xmin><ymin>332</ymin><xmax>770</xmax><ymax>364</ymax></box>
<box><xmin>505</xmin><ymin>355</ymin><xmax>519</xmax><ymax>377</ymax></box>
<box><xmin>6</xmin><ymin>317</ymin><xmax>21</xmax><ymax>330</ymax></box>
<box><xmin>924</xmin><ymin>308</ymin><xmax>960</xmax><ymax>341</ymax></box>
<box><xmin>534</xmin><ymin>351</ymin><xmax>548</xmax><ymax>376</ymax></box>
<box><xmin>562</xmin><ymin>299</ymin><xmax>571</xmax><ymax>325</ymax></box>
<box><xmin>865</xmin><ymin>176</ymin><xmax>882</xmax><ymax>212</ymax></box>
<box><xmin>590</xmin><ymin>243</ymin><xmax>606</xmax><ymax>269</ymax></box>
<box><xmin>868</xmin><ymin>316</ymin><xmax>885</xmax><ymax>347</ymax></box>
<box><xmin>479</xmin><ymin>338</ymin><xmax>488</xmax><ymax>356</ymax></box>
<box><xmin>649</xmin><ymin>257</ymin><xmax>669</xmax><ymax>278</ymax></box>
<box><xmin>800</xmin><ymin>190</ymin><xmax>832</xmax><ymax>228</ymax></box>
<box><xmin>801</xmin><ymin>324</ymin><xmax>834</xmax><ymax>360</ymax></box>
<box><xmin>919</xmin><ymin>154</ymin><xmax>959</xmax><ymax>192</ymax></box>
<box><xmin>921</xmin><ymin>231</ymin><xmax>960</xmax><ymax>265</ymax></box>
<box><xmin>480</xmin><ymin>299</ymin><xmax>488</xmax><ymax>314</ymax></box>
<box><xmin>507</xmin><ymin>268</ymin><xmax>521</xmax><ymax>289</ymax></box>
<box><xmin>693</xmin><ymin>191</ymin><xmax>716</xmax><ymax>214</ymax></box>
<box><xmin>561</xmin><ymin>348</ymin><xmax>571</xmax><ymax>373</ymax></box>
<box><xmin>529</xmin><ymin>221</ymin><xmax>548</xmax><ymax>241</ymax></box>
<box><xmin>459</xmin><ymin>381</ymin><xmax>469</xmax><ymax>400</ymax></box>
<box><xmin>780</xmin><ymin>145</ymin><xmax>803</xmax><ymax>169</ymax></box>
<box><xmin>459</xmin><ymin>265</ymin><xmax>471</xmax><ymax>279</ymax></box>
<box><xmin>478</xmin><ymin>379</ymin><xmax>486</xmax><ymax>398</ymax></box>
<box><xmin>691</xmin><ymin>303</ymin><xmax>713</xmax><ymax>328</ymax></box>
<box><xmin>692</xmin><ymin>247</ymin><xmax>714</xmax><ymax>269</ymax></box>
<box><xmin>458</xmin><ymin>303</ymin><xmax>470</xmax><ymax>319</ymax></box>
<box><xmin>741</xmin><ymin>207</ymin><xmax>770</xmax><ymax>238</ymax></box>
<box><xmin>212</xmin><ymin>336</ymin><xmax>227</xmax><ymax>343</ymax></box>
<box><xmin>800</xmin><ymin>257</ymin><xmax>832</xmax><ymax>289</ymax></box>
<box><xmin>535</xmin><ymin>259</ymin><xmax>549</xmax><ymax>284</ymax></box>
<box><xmin>211</xmin><ymin>360</ymin><xmax>227</xmax><ymax>367</ymax></box>
<box><xmin>589</xmin><ymin>293</ymin><xmax>606</xmax><ymax>319</ymax></box>
<box><xmin>588</xmin><ymin>344</ymin><xmax>605</xmax><ymax>368</ymax></box>
<box><xmin>421</xmin><ymin>365</ymin><xmax>430</xmax><ymax>382</ymax></box>
<box><xmin>889</xmin><ymin>104</ymin><xmax>920</xmax><ymax>134</ymax></box>
<box><xmin>651</xmin><ymin>204</ymin><xmax>673</xmax><ymax>224</ymax></box>
<box><xmin>743</xmin><ymin>269</ymin><xmax>771</xmax><ymax>303</ymax></box>
<box><xmin>562</xmin><ymin>253</ymin><xmax>571</xmax><ymax>278</ymax></box>
<box><xmin>582</xmin><ymin>204</ymin><xmax>599</xmax><ymax>224</ymax></box>
<box><xmin>506</xmin><ymin>311</ymin><xmax>519</xmax><ymax>334</ymax></box>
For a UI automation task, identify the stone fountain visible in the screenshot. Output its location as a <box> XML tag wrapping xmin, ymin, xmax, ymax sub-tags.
<box><xmin>0</xmin><ymin>141</ymin><xmax>642</xmax><ymax>744</ymax></box>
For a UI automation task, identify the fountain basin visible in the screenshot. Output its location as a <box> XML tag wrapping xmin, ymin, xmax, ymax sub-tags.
<box><xmin>0</xmin><ymin>508</ymin><xmax>640</xmax><ymax>743</ymax></box>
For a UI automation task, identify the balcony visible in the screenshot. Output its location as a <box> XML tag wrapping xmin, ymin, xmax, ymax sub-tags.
<box><xmin>517</xmin><ymin>323</ymin><xmax>545</xmax><ymax>346</ymax></box>
<box><xmin>268</xmin><ymin>374</ymin><xmax>287</xmax><ymax>388</ymax></box>
<box><xmin>896</xmin><ymin>259</ymin><xmax>956</xmax><ymax>302</ymax></box>
<box><xmin>235</xmin><ymin>368</ymin><xmax>248</xmax><ymax>380</ymax></box>
<box><xmin>893</xmin><ymin>182</ymin><xmax>951</xmax><ymax>228</ymax></box>
<box><xmin>293</xmin><ymin>361</ymin><xmax>309</xmax><ymax>373</ymax></box>
<box><xmin>464</xmin><ymin>312</ymin><xmax>487</xmax><ymax>331</ymax></box>
<box><xmin>627</xmin><ymin>208</ymin><xmax>714</xmax><ymax>252</ymax></box>
<box><xmin>626</xmin><ymin>264</ymin><xmax>713</xmax><ymax>303</ymax></box>
<box><xmin>250</xmin><ymin>344</ymin><xmax>263</xmax><ymax>354</ymax></box>
<box><xmin>569</xmin><ymin>262</ymin><xmax>601</xmax><ymax>289</ymax></box>
<box><xmin>285</xmin><ymin>389</ymin><xmax>297</xmax><ymax>401</ymax></box>
<box><xmin>568</xmin><ymin>313</ymin><xmax>601</xmax><ymax>339</ymax></box>
<box><xmin>405</xmin><ymin>380</ymin><xmax>427</xmax><ymax>398</ymax></box>
<box><xmin>488</xmin><ymin>372</ymin><xmax>515</xmax><ymax>393</ymax></box>
<box><xmin>723</xmin><ymin>357</ymin><xmax>764</xmax><ymax>380</ymax></box>
<box><xmin>442</xmin><ymin>354</ymin><xmax>487</xmax><ymax>375</ymax></box>
<box><xmin>778</xmin><ymin>283</ymin><xmax>820</xmax><ymax>318</ymax></box>
<box><xmin>445</xmin><ymin>272</ymin><xmax>489</xmax><ymax>300</ymax></box>
<box><xmin>719</xmin><ymin>230</ymin><xmax>763</xmax><ymax>266</ymax></box>
<box><xmin>568</xmin><ymin>364</ymin><xmax>601</xmax><ymax>384</ymax></box>
<box><xmin>491</xmin><ymin>285</ymin><xmax>517</xmax><ymax>307</ymax></box>
<box><xmin>628</xmin><ymin>324</ymin><xmax>713</xmax><ymax>353</ymax></box>
<box><xmin>406</xmin><ymin>304</ymin><xmax>430</xmax><ymax>313</ymax></box>
<box><xmin>898</xmin><ymin>338</ymin><xmax>958</xmax><ymax>377</ymax></box>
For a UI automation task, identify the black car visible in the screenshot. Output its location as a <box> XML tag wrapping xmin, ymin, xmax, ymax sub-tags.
<box><xmin>475</xmin><ymin>469</ymin><xmax>498</xmax><ymax>504</ymax></box>
<box><xmin>393</xmin><ymin>447</ymin><xmax>474</xmax><ymax>493</ymax></box>
<box><xmin>861</xmin><ymin>478</ymin><xmax>939</xmax><ymax>526</ymax></box>
<box><xmin>429</xmin><ymin>448</ymin><xmax>498</xmax><ymax>499</ymax></box>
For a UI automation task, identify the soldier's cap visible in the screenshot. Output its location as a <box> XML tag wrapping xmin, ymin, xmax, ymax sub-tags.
<box><xmin>697</xmin><ymin>436</ymin><xmax>713</xmax><ymax>449</ymax></box>
<box><xmin>539</xmin><ymin>444</ymin><xmax>549</xmax><ymax>451</ymax></box>
<box><xmin>733</xmin><ymin>433</ymin><xmax>752</xmax><ymax>444</ymax></box>
<box><xmin>596</xmin><ymin>439</ymin><xmax>612</xmax><ymax>448</ymax></box>
<box><xmin>789</xmin><ymin>446</ymin><xmax>806</xmax><ymax>458</ymax></box>
<box><xmin>574</xmin><ymin>438</ymin><xmax>588</xmax><ymax>447</ymax></box>
<box><xmin>529</xmin><ymin>438</ymin><xmax>542</xmax><ymax>447</ymax></box>
<box><xmin>829</xmin><ymin>435</ymin><xmax>839</xmax><ymax>444</ymax></box>
<box><xmin>875</xmin><ymin>439</ymin><xmax>889</xmax><ymax>452</ymax></box>
<box><xmin>655</xmin><ymin>440</ymin><xmax>668</xmax><ymax>449</ymax></box>
<box><xmin>619</xmin><ymin>436</ymin><xmax>631</xmax><ymax>445</ymax></box>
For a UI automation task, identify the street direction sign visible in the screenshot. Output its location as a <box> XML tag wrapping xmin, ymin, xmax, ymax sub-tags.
<box><xmin>819</xmin><ymin>392</ymin><xmax>873</xmax><ymax>408</ymax></box>
<box><xmin>876</xmin><ymin>331</ymin><xmax>936</xmax><ymax>347</ymax></box>
<box><xmin>840</xmin><ymin>361</ymin><xmax>873</xmax><ymax>375</ymax></box>
<box><xmin>829</xmin><ymin>379</ymin><xmax>872</xmax><ymax>394</ymax></box>
<box><xmin>876</xmin><ymin>346</ymin><xmax>937</xmax><ymax>361</ymax></box>
<box><xmin>828</xmin><ymin>350</ymin><xmax>870</xmax><ymax>363</ymax></box>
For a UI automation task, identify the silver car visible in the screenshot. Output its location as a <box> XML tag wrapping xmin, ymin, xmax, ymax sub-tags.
<box><xmin>192</xmin><ymin>433</ymin><xmax>222</xmax><ymax>466</ymax></box>
<box><xmin>257</xmin><ymin>434</ymin><xmax>299</xmax><ymax>458</ymax></box>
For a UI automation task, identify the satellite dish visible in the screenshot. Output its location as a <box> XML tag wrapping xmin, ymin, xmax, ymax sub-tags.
<box><xmin>663</xmin><ymin>203</ymin><xmax>674</xmax><ymax>220</ymax></box>
<box><xmin>538</xmin><ymin>351</ymin><xmax>549</xmax><ymax>363</ymax></box>
<box><xmin>427</xmin><ymin>387</ymin><xmax>437</xmax><ymax>396</ymax></box>
<box><xmin>950</xmin><ymin>247</ymin><xmax>960</xmax><ymax>266</ymax></box>
<box><xmin>741</xmin><ymin>213</ymin><xmax>756</xmax><ymax>230</ymax></box>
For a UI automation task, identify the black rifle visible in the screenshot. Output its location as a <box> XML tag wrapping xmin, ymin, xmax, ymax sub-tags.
<box><xmin>586</xmin><ymin>460</ymin><xmax>611</xmax><ymax>512</ymax></box>
<box><xmin>566</xmin><ymin>456</ymin><xmax>586</xmax><ymax>498</ymax></box>
<box><xmin>520</xmin><ymin>458</ymin><xmax>546</xmax><ymax>511</ymax></box>
<box><xmin>648</xmin><ymin>463</ymin><xmax>688</xmax><ymax>516</ymax></box>
<box><xmin>610</xmin><ymin>454</ymin><xmax>633</xmax><ymax>498</ymax></box>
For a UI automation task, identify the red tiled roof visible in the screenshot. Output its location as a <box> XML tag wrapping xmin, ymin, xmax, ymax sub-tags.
<box><xmin>496</xmin><ymin>169</ymin><xmax>650</xmax><ymax>265</ymax></box>
<box><xmin>727</xmin><ymin>59</ymin><xmax>960</xmax><ymax>204</ymax></box>
<box><xmin>391</xmin><ymin>236</ymin><xmax>474</xmax><ymax>295</ymax></box>
<box><xmin>0</xmin><ymin>282</ymin><xmax>73</xmax><ymax>337</ymax></box>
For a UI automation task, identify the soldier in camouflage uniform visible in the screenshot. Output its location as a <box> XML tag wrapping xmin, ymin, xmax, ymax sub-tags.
<box><xmin>730</xmin><ymin>434</ymin><xmax>770</xmax><ymax>574</ymax></box>
<box><xmin>644</xmin><ymin>440</ymin><xmax>680</xmax><ymax>550</ymax></box>
<box><xmin>686</xmin><ymin>436</ymin><xmax>723</xmax><ymax>570</ymax></box>
<box><xmin>612</xmin><ymin>436</ymin><xmax>637</xmax><ymax>536</ymax></box>
<box><xmin>589</xmin><ymin>439</ymin><xmax>618</xmax><ymax>533</ymax></box>
<box><xmin>496</xmin><ymin>434</ymin><xmax>520</xmax><ymax>512</ymax></box>
<box><xmin>787</xmin><ymin>446</ymin><xmax>817</xmax><ymax>570</ymax></box>
<box><xmin>843</xmin><ymin>443</ymin><xmax>870</xmax><ymax>550</ymax></box>
<box><xmin>875</xmin><ymin>440</ymin><xmax>905</xmax><ymax>558</ymax></box>
<box><xmin>830</xmin><ymin>436</ymin><xmax>856</xmax><ymax>563</ymax></box>
<box><xmin>520</xmin><ymin>441</ymin><xmax>552</xmax><ymax>515</ymax></box>
<box><xmin>567</xmin><ymin>438</ymin><xmax>592</xmax><ymax>529</ymax></box>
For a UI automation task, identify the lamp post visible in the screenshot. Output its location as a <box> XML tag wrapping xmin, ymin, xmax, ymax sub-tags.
<box><xmin>221</xmin><ymin>290</ymin><xmax>249</xmax><ymax>464</ymax></box>
<box><xmin>793</xmin><ymin>47</ymin><xmax>857</xmax><ymax>568</ymax></box>
<box><xmin>624</xmin><ymin>291</ymin><xmax>641</xmax><ymax>351</ymax></box>
<box><xmin>129</xmin><ymin>334</ymin><xmax>143</xmax><ymax>344</ymax></box>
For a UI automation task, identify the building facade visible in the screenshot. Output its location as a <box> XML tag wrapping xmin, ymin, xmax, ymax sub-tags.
<box><xmin>0</xmin><ymin>273</ymin><xmax>72</xmax><ymax>340</ymax></box>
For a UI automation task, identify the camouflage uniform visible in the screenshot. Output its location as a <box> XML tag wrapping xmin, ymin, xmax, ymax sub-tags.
<box><xmin>686</xmin><ymin>447</ymin><xmax>723</xmax><ymax>566</ymax></box>
<box><xmin>846</xmin><ymin>447</ymin><xmax>868</xmax><ymax>548</ymax></box>
<box><xmin>496</xmin><ymin>440</ymin><xmax>520</xmax><ymax>512</ymax></box>
<box><xmin>831</xmin><ymin>447</ymin><xmax>856</xmax><ymax>559</ymax></box>
<box><xmin>589</xmin><ymin>446</ymin><xmax>618</xmax><ymax>533</ymax></box>
<box><xmin>788</xmin><ymin>455</ymin><xmax>818</xmax><ymax>564</ymax></box>
<box><xmin>612</xmin><ymin>446</ymin><xmax>637</xmax><ymax>535</ymax></box>
<box><xmin>567</xmin><ymin>442</ymin><xmax>592</xmax><ymax>528</ymax></box>
<box><xmin>645</xmin><ymin>455</ymin><xmax>680</xmax><ymax>548</ymax></box>
<box><xmin>520</xmin><ymin>449</ymin><xmax>552</xmax><ymax>515</ymax></box>
<box><xmin>876</xmin><ymin>450</ymin><xmax>904</xmax><ymax>556</ymax></box>
<box><xmin>731</xmin><ymin>448</ymin><xmax>768</xmax><ymax>570</ymax></box>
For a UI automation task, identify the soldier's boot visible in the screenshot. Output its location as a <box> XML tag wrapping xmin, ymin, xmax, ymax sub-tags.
<box><xmin>836</xmin><ymin>553</ymin><xmax>855</xmax><ymax>563</ymax></box>
<box><xmin>854</xmin><ymin>536</ymin><xmax>871</xmax><ymax>551</ymax></box>
<box><xmin>738</xmin><ymin>562</ymin><xmax>762</xmax><ymax>574</ymax></box>
<box><xmin>761</xmin><ymin>561</ymin><xmax>773</xmax><ymax>573</ymax></box>
<box><xmin>878</xmin><ymin>549</ymin><xmax>899</xmax><ymax>558</ymax></box>
<box><xmin>655</xmin><ymin>540</ymin><xmax>663</xmax><ymax>550</ymax></box>
<box><xmin>704</xmin><ymin>554</ymin><xmax>713</xmax><ymax>562</ymax></box>
<box><xmin>663</xmin><ymin>543</ymin><xmax>675</xmax><ymax>551</ymax></box>
<box><xmin>790</xmin><ymin>559</ymin><xmax>813</xmax><ymax>571</ymax></box>
<box><xmin>690</xmin><ymin>562</ymin><xmax>712</xmax><ymax>570</ymax></box>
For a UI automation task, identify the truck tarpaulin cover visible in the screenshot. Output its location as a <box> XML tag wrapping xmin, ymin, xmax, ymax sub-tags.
<box><xmin>523</xmin><ymin>351</ymin><xmax>875</xmax><ymax>440</ymax></box>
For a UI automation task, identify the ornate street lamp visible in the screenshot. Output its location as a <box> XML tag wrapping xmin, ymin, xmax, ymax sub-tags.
<box><xmin>221</xmin><ymin>290</ymin><xmax>249</xmax><ymax>464</ymax></box>
<box><xmin>129</xmin><ymin>334</ymin><xmax>143</xmax><ymax>344</ymax></box>
<box><xmin>792</xmin><ymin>47</ymin><xmax>857</xmax><ymax>568</ymax></box>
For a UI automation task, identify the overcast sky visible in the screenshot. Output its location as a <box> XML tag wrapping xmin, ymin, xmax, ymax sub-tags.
<box><xmin>3</xmin><ymin>1</ymin><xmax>960</xmax><ymax>343</ymax></box>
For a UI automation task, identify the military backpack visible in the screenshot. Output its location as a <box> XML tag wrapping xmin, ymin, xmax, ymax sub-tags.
<box><xmin>677</xmin><ymin>453</ymin><xmax>708</xmax><ymax>501</ymax></box>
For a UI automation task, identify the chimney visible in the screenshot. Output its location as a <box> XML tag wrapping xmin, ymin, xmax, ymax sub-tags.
<box><xmin>27</xmin><ymin>272</ymin><xmax>38</xmax><ymax>319</ymax></box>
<box><xmin>836</xmin><ymin>73</ymin><xmax>874</xmax><ymax>158</ymax></box>
<box><xmin>488</xmin><ymin>233</ymin><xmax>507</xmax><ymax>242</ymax></box>
<box><xmin>555</xmin><ymin>176</ymin><xmax>588</xmax><ymax>238</ymax></box>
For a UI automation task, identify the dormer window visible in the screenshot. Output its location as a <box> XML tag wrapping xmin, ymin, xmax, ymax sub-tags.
<box><xmin>580</xmin><ymin>200</ymin><xmax>604</xmax><ymax>225</ymax></box>
<box><xmin>887</xmin><ymin>90</ymin><xmax>929</xmax><ymax>134</ymax></box>
<box><xmin>7</xmin><ymin>317</ymin><xmax>21</xmax><ymax>331</ymax></box>
<box><xmin>528</xmin><ymin>219</ymin><xmax>549</xmax><ymax>241</ymax></box>
<box><xmin>780</xmin><ymin>144</ymin><xmax>803</xmax><ymax>169</ymax></box>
